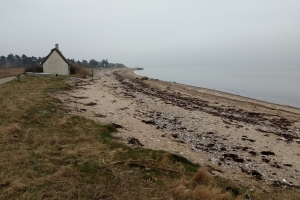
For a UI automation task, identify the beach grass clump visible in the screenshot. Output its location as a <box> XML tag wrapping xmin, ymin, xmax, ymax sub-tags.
<box><xmin>173</xmin><ymin>169</ymin><xmax>236</xmax><ymax>200</ymax></box>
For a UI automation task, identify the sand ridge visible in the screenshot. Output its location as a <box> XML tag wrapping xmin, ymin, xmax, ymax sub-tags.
<box><xmin>55</xmin><ymin>68</ymin><xmax>300</xmax><ymax>188</ymax></box>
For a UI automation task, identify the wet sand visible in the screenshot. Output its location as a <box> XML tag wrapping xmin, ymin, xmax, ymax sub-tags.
<box><xmin>55</xmin><ymin>68</ymin><xmax>300</xmax><ymax>189</ymax></box>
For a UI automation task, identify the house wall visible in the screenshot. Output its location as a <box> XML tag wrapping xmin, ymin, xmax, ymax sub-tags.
<box><xmin>43</xmin><ymin>51</ymin><xmax>69</xmax><ymax>75</ymax></box>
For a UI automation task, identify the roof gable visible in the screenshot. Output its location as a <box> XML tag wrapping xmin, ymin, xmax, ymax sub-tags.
<box><xmin>41</xmin><ymin>48</ymin><xmax>70</xmax><ymax>65</ymax></box>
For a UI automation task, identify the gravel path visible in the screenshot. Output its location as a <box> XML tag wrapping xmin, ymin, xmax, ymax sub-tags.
<box><xmin>0</xmin><ymin>76</ymin><xmax>15</xmax><ymax>84</ymax></box>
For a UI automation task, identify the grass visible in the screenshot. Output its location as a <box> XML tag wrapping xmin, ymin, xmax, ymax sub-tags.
<box><xmin>1</xmin><ymin>75</ymin><xmax>300</xmax><ymax>199</ymax></box>
<box><xmin>0</xmin><ymin>67</ymin><xmax>24</xmax><ymax>78</ymax></box>
<box><xmin>0</xmin><ymin>76</ymin><xmax>199</xmax><ymax>199</ymax></box>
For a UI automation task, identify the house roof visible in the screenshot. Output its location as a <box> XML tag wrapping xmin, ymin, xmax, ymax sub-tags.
<box><xmin>41</xmin><ymin>48</ymin><xmax>70</xmax><ymax>65</ymax></box>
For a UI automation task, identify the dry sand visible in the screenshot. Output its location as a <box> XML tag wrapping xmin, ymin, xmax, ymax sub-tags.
<box><xmin>55</xmin><ymin>68</ymin><xmax>300</xmax><ymax>189</ymax></box>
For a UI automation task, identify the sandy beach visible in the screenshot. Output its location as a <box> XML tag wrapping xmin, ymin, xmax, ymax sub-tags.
<box><xmin>55</xmin><ymin>68</ymin><xmax>300</xmax><ymax>189</ymax></box>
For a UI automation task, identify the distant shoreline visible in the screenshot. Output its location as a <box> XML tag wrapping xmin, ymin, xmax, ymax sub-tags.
<box><xmin>132</xmin><ymin>67</ymin><xmax>300</xmax><ymax>111</ymax></box>
<box><xmin>131</xmin><ymin>68</ymin><xmax>300</xmax><ymax>113</ymax></box>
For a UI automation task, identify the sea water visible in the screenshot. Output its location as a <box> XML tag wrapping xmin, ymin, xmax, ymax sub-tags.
<box><xmin>134</xmin><ymin>66</ymin><xmax>300</xmax><ymax>108</ymax></box>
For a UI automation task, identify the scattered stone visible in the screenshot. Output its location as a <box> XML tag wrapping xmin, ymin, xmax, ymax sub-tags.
<box><xmin>248</xmin><ymin>151</ymin><xmax>257</xmax><ymax>156</ymax></box>
<box><xmin>222</xmin><ymin>153</ymin><xmax>244</xmax><ymax>163</ymax></box>
<box><xmin>282</xmin><ymin>179</ymin><xmax>293</xmax><ymax>185</ymax></box>
<box><xmin>128</xmin><ymin>137</ymin><xmax>144</xmax><ymax>146</ymax></box>
<box><xmin>220</xmin><ymin>147</ymin><xmax>226</xmax><ymax>151</ymax></box>
<box><xmin>141</xmin><ymin>119</ymin><xmax>156</xmax><ymax>125</ymax></box>
<box><xmin>242</xmin><ymin>137</ymin><xmax>256</xmax><ymax>142</ymax></box>
<box><xmin>251</xmin><ymin>170</ymin><xmax>263</xmax><ymax>180</ymax></box>
<box><xmin>271</xmin><ymin>163</ymin><xmax>282</xmax><ymax>169</ymax></box>
<box><xmin>141</xmin><ymin>76</ymin><xmax>148</xmax><ymax>80</ymax></box>
<box><xmin>94</xmin><ymin>114</ymin><xmax>107</xmax><ymax>118</ymax></box>
<box><xmin>211</xmin><ymin>157</ymin><xmax>219</xmax><ymax>163</ymax></box>
<box><xmin>110</xmin><ymin>123</ymin><xmax>123</xmax><ymax>129</ymax></box>
<box><xmin>261</xmin><ymin>151</ymin><xmax>275</xmax><ymax>156</ymax></box>
<box><xmin>262</xmin><ymin>157</ymin><xmax>270</xmax><ymax>163</ymax></box>
<box><xmin>72</xmin><ymin>96</ymin><xmax>89</xmax><ymax>99</ymax></box>
<box><xmin>85</xmin><ymin>102</ymin><xmax>97</xmax><ymax>106</ymax></box>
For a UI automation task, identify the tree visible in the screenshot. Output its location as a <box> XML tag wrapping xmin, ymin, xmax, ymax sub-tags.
<box><xmin>0</xmin><ymin>56</ymin><xmax>6</xmax><ymax>67</ymax></box>
<box><xmin>89</xmin><ymin>59</ymin><xmax>98</xmax><ymax>67</ymax></box>
<box><xmin>7</xmin><ymin>54</ymin><xmax>15</xmax><ymax>63</ymax></box>
<box><xmin>68</xmin><ymin>58</ymin><xmax>75</xmax><ymax>63</ymax></box>
<box><xmin>26</xmin><ymin>57</ymin><xmax>33</xmax><ymax>65</ymax></box>
<box><xmin>22</xmin><ymin>54</ymin><xmax>28</xmax><ymax>65</ymax></box>
<box><xmin>100</xmin><ymin>59</ymin><xmax>109</xmax><ymax>67</ymax></box>
<box><xmin>82</xmin><ymin>60</ymin><xmax>88</xmax><ymax>66</ymax></box>
<box><xmin>14</xmin><ymin>55</ymin><xmax>22</xmax><ymax>67</ymax></box>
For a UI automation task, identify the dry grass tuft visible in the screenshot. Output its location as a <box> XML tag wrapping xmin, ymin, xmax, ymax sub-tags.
<box><xmin>173</xmin><ymin>169</ymin><xmax>233</xmax><ymax>200</ymax></box>
<box><xmin>75</xmin><ymin>134</ymin><xmax>95</xmax><ymax>143</ymax></box>
<box><xmin>7</xmin><ymin>179</ymin><xmax>27</xmax><ymax>195</ymax></box>
<box><xmin>192</xmin><ymin>169</ymin><xmax>213</xmax><ymax>186</ymax></box>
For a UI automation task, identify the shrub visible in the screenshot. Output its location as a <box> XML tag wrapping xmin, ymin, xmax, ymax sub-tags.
<box><xmin>69</xmin><ymin>63</ymin><xmax>89</xmax><ymax>78</ymax></box>
<box><xmin>23</xmin><ymin>66</ymin><xmax>43</xmax><ymax>73</ymax></box>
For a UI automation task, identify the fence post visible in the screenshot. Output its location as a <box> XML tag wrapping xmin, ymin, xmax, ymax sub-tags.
<box><xmin>92</xmin><ymin>69</ymin><xmax>94</xmax><ymax>82</ymax></box>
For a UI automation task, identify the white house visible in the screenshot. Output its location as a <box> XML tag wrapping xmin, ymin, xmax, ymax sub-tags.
<box><xmin>42</xmin><ymin>44</ymin><xmax>70</xmax><ymax>75</ymax></box>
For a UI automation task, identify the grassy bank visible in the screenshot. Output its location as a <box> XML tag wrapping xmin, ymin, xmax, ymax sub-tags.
<box><xmin>0</xmin><ymin>75</ymin><xmax>299</xmax><ymax>199</ymax></box>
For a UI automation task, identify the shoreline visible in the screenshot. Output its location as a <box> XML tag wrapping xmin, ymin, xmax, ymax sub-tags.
<box><xmin>133</xmin><ymin>68</ymin><xmax>300</xmax><ymax>111</ymax></box>
<box><xmin>55</xmin><ymin>67</ymin><xmax>300</xmax><ymax>188</ymax></box>
<box><xmin>132</xmin><ymin>68</ymin><xmax>300</xmax><ymax>113</ymax></box>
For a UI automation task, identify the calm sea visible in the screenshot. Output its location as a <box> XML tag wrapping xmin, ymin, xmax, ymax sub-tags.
<box><xmin>134</xmin><ymin>66</ymin><xmax>300</xmax><ymax>108</ymax></box>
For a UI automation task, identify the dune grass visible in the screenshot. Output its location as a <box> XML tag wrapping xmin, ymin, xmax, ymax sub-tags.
<box><xmin>1</xmin><ymin>76</ymin><xmax>300</xmax><ymax>199</ymax></box>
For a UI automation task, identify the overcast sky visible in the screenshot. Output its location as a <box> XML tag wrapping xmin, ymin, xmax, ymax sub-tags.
<box><xmin>1</xmin><ymin>0</ymin><xmax>300</xmax><ymax>67</ymax></box>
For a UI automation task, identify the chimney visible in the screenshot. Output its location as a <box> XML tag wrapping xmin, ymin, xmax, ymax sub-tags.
<box><xmin>55</xmin><ymin>44</ymin><xmax>59</xmax><ymax>50</ymax></box>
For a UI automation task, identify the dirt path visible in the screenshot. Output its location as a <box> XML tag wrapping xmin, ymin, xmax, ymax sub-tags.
<box><xmin>55</xmin><ymin>68</ymin><xmax>300</xmax><ymax>189</ymax></box>
<box><xmin>0</xmin><ymin>76</ymin><xmax>15</xmax><ymax>84</ymax></box>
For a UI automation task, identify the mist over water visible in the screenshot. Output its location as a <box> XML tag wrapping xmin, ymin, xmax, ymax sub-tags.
<box><xmin>134</xmin><ymin>66</ymin><xmax>300</xmax><ymax>108</ymax></box>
